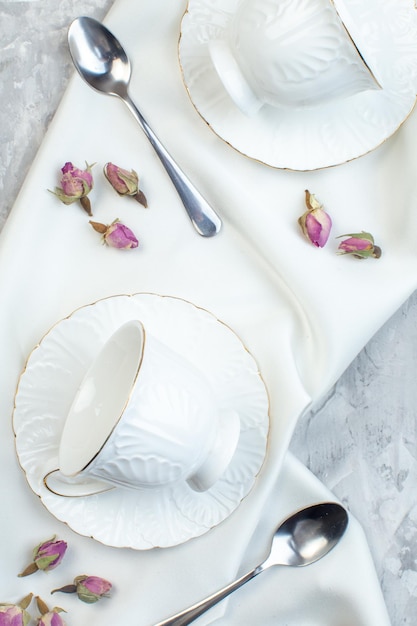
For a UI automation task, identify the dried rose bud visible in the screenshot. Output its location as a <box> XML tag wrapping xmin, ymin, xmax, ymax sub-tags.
<box><xmin>298</xmin><ymin>190</ymin><xmax>332</xmax><ymax>248</ymax></box>
<box><xmin>103</xmin><ymin>162</ymin><xmax>147</xmax><ymax>207</ymax></box>
<box><xmin>75</xmin><ymin>575</ymin><xmax>112</xmax><ymax>604</ymax></box>
<box><xmin>0</xmin><ymin>594</ymin><xmax>33</xmax><ymax>626</ymax></box>
<box><xmin>337</xmin><ymin>231</ymin><xmax>381</xmax><ymax>259</ymax></box>
<box><xmin>52</xmin><ymin>575</ymin><xmax>112</xmax><ymax>604</ymax></box>
<box><xmin>89</xmin><ymin>219</ymin><xmax>139</xmax><ymax>249</ymax></box>
<box><xmin>35</xmin><ymin>597</ymin><xmax>66</xmax><ymax>626</ymax></box>
<box><xmin>37</xmin><ymin>610</ymin><xmax>66</xmax><ymax>626</ymax></box>
<box><xmin>49</xmin><ymin>161</ymin><xmax>94</xmax><ymax>215</ymax></box>
<box><xmin>18</xmin><ymin>536</ymin><xmax>67</xmax><ymax>577</ymax></box>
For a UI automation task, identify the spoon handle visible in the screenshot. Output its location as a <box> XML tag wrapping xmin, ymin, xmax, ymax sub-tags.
<box><xmin>153</xmin><ymin>565</ymin><xmax>263</xmax><ymax>626</ymax></box>
<box><xmin>122</xmin><ymin>94</ymin><xmax>222</xmax><ymax>237</ymax></box>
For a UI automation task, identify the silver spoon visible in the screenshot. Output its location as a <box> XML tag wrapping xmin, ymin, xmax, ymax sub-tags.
<box><xmin>154</xmin><ymin>502</ymin><xmax>348</xmax><ymax>626</ymax></box>
<box><xmin>68</xmin><ymin>16</ymin><xmax>222</xmax><ymax>237</ymax></box>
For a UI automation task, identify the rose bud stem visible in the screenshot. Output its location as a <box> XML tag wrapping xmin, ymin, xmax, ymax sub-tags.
<box><xmin>79</xmin><ymin>196</ymin><xmax>92</xmax><ymax>216</ymax></box>
<box><xmin>18</xmin><ymin>562</ymin><xmax>38</xmax><ymax>577</ymax></box>
<box><xmin>51</xmin><ymin>585</ymin><xmax>77</xmax><ymax>595</ymax></box>
<box><xmin>20</xmin><ymin>593</ymin><xmax>34</xmax><ymax>609</ymax></box>
<box><xmin>36</xmin><ymin>597</ymin><xmax>50</xmax><ymax>615</ymax></box>
<box><xmin>134</xmin><ymin>190</ymin><xmax>148</xmax><ymax>207</ymax></box>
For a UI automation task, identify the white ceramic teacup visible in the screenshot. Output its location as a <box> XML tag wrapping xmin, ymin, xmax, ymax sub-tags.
<box><xmin>45</xmin><ymin>320</ymin><xmax>240</xmax><ymax>496</ymax></box>
<box><xmin>208</xmin><ymin>0</ymin><xmax>381</xmax><ymax>116</ymax></box>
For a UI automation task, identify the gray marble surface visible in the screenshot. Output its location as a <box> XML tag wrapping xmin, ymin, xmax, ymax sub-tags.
<box><xmin>1</xmin><ymin>1</ymin><xmax>416</xmax><ymax>624</ymax></box>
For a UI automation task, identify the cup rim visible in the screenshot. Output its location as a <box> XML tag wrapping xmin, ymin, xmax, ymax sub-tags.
<box><xmin>330</xmin><ymin>0</ymin><xmax>381</xmax><ymax>88</ymax></box>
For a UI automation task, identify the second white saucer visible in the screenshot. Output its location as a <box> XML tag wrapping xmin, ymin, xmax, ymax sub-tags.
<box><xmin>179</xmin><ymin>0</ymin><xmax>417</xmax><ymax>170</ymax></box>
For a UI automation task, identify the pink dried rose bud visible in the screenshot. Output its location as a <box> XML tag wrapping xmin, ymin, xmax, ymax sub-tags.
<box><xmin>52</xmin><ymin>575</ymin><xmax>112</xmax><ymax>604</ymax></box>
<box><xmin>76</xmin><ymin>575</ymin><xmax>112</xmax><ymax>604</ymax></box>
<box><xmin>298</xmin><ymin>189</ymin><xmax>332</xmax><ymax>248</ymax></box>
<box><xmin>0</xmin><ymin>593</ymin><xmax>33</xmax><ymax>626</ymax></box>
<box><xmin>18</xmin><ymin>536</ymin><xmax>67</xmax><ymax>577</ymax></box>
<box><xmin>49</xmin><ymin>161</ymin><xmax>94</xmax><ymax>215</ymax></box>
<box><xmin>337</xmin><ymin>231</ymin><xmax>381</xmax><ymax>259</ymax></box>
<box><xmin>35</xmin><ymin>597</ymin><xmax>66</xmax><ymax>626</ymax></box>
<box><xmin>103</xmin><ymin>162</ymin><xmax>147</xmax><ymax>207</ymax></box>
<box><xmin>89</xmin><ymin>219</ymin><xmax>139</xmax><ymax>249</ymax></box>
<box><xmin>37</xmin><ymin>610</ymin><xmax>66</xmax><ymax>626</ymax></box>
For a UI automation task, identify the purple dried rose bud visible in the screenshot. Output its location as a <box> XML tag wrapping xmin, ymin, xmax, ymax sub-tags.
<box><xmin>337</xmin><ymin>231</ymin><xmax>381</xmax><ymax>259</ymax></box>
<box><xmin>75</xmin><ymin>575</ymin><xmax>112</xmax><ymax>604</ymax></box>
<box><xmin>34</xmin><ymin>537</ymin><xmax>67</xmax><ymax>572</ymax></box>
<box><xmin>52</xmin><ymin>575</ymin><xmax>112</xmax><ymax>604</ymax></box>
<box><xmin>35</xmin><ymin>597</ymin><xmax>66</xmax><ymax>626</ymax></box>
<box><xmin>37</xmin><ymin>611</ymin><xmax>66</xmax><ymax>626</ymax></box>
<box><xmin>18</xmin><ymin>536</ymin><xmax>67</xmax><ymax>577</ymax></box>
<box><xmin>89</xmin><ymin>219</ymin><xmax>139</xmax><ymax>249</ymax></box>
<box><xmin>103</xmin><ymin>162</ymin><xmax>147</xmax><ymax>207</ymax></box>
<box><xmin>0</xmin><ymin>594</ymin><xmax>32</xmax><ymax>626</ymax></box>
<box><xmin>298</xmin><ymin>190</ymin><xmax>332</xmax><ymax>248</ymax></box>
<box><xmin>49</xmin><ymin>161</ymin><xmax>94</xmax><ymax>215</ymax></box>
<box><xmin>0</xmin><ymin>604</ymin><xmax>30</xmax><ymax>626</ymax></box>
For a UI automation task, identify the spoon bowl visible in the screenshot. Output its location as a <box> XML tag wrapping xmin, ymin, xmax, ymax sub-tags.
<box><xmin>68</xmin><ymin>17</ymin><xmax>130</xmax><ymax>97</ymax></box>
<box><xmin>155</xmin><ymin>502</ymin><xmax>348</xmax><ymax>625</ymax></box>
<box><xmin>68</xmin><ymin>16</ymin><xmax>221</xmax><ymax>237</ymax></box>
<box><xmin>262</xmin><ymin>501</ymin><xmax>348</xmax><ymax>569</ymax></box>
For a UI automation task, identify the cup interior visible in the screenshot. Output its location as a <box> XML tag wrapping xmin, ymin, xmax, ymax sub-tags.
<box><xmin>59</xmin><ymin>320</ymin><xmax>144</xmax><ymax>476</ymax></box>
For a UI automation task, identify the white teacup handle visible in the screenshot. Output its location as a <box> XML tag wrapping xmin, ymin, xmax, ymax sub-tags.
<box><xmin>187</xmin><ymin>409</ymin><xmax>241</xmax><ymax>492</ymax></box>
<box><xmin>208</xmin><ymin>39</ymin><xmax>263</xmax><ymax>117</ymax></box>
<box><xmin>44</xmin><ymin>469</ymin><xmax>114</xmax><ymax>497</ymax></box>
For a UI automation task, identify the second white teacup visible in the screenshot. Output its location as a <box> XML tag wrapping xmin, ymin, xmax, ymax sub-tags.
<box><xmin>208</xmin><ymin>0</ymin><xmax>380</xmax><ymax>116</ymax></box>
<box><xmin>47</xmin><ymin>320</ymin><xmax>240</xmax><ymax>496</ymax></box>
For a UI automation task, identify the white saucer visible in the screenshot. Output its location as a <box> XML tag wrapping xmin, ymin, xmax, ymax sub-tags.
<box><xmin>179</xmin><ymin>0</ymin><xmax>417</xmax><ymax>171</ymax></box>
<box><xmin>12</xmin><ymin>294</ymin><xmax>269</xmax><ymax>549</ymax></box>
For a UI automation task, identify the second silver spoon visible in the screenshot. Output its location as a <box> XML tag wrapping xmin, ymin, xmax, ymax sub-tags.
<box><xmin>154</xmin><ymin>502</ymin><xmax>348</xmax><ymax>625</ymax></box>
<box><xmin>68</xmin><ymin>16</ymin><xmax>222</xmax><ymax>237</ymax></box>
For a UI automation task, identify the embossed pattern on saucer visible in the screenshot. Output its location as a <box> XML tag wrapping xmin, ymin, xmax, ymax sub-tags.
<box><xmin>13</xmin><ymin>294</ymin><xmax>269</xmax><ymax>550</ymax></box>
<box><xmin>179</xmin><ymin>0</ymin><xmax>417</xmax><ymax>170</ymax></box>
